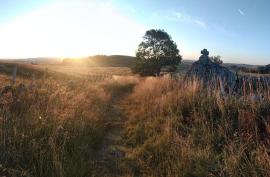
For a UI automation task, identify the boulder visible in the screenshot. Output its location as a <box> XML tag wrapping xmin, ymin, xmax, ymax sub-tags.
<box><xmin>186</xmin><ymin>49</ymin><xmax>236</xmax><ymax>92</ymax></box>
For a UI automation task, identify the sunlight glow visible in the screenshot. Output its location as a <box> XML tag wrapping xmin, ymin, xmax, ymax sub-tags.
<box><xmin>0</xmin><ymin>1</ymin><xmax>145</xmax><ymax>58</ymax></box>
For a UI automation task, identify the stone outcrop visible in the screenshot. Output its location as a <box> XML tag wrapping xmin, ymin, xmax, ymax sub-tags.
<box><xmin>186</xmin><ymin>49</ymin><xmax>236</xmax><ymax>92</ymax></box>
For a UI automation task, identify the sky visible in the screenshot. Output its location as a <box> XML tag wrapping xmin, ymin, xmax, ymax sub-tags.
<box><xmin>0</xmin><ymin>0</ymin><xmax>269</xmax><ymax>64</ymax></box>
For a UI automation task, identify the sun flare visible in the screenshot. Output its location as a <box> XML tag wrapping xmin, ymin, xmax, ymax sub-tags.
<box><xmin>0</xmin><ymin>1</ymin><xmax>145</xmax><ymax>58</ymax></box>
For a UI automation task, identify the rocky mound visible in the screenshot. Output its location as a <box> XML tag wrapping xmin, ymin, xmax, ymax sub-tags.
<box><xmin>186</xmin><ymin>49</ymin><xmax>236</xmax><ymax>92</ymax></box>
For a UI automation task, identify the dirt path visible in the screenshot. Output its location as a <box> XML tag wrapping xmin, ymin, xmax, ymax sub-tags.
<box><xmin>93</xmin><ymin>96</ymin><xmax>130</xmax><ymax>176</ymax></box>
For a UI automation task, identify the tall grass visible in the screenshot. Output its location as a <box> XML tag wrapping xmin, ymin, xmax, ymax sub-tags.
<box><xmin>0</xmin><ymin>76</ymin><xmax>137</xmax><ymax>177</ymax></box>
<box><xmin>122</xmin><ymin>76</ymin><xmax>270</xmax><ymax>177</ymax></box>
<box><xmin>1</xmin><ymin>73</ymin><xmax>270</xmax><ymax>177</ymax></box>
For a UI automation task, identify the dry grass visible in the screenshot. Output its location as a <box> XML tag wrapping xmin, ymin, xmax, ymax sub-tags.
<box><xmin>37</xmin><ymin>65</ymin><xmax>132</xmax><ymax>77</ymax></box>
<box><xmin>122</xmin><ymin>76</ymin><xmax>270</xmax><ymax>177</ymax></box>
<box><xmin>0</xmin><ymin>71</ymin><xmax>270</xmax><ymax>177</ymax></box>
<box><xmin>0</xmin><ymin>74</ymin><xmax>137</xmax><ymax>177</ymax></box>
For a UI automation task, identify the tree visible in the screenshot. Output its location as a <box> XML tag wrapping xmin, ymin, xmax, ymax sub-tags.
<box><xmin>133</xmin><ymin>29</ymin><xmax>182</xmax><ymax>76</ymax></box>
<box><xmin>210</xmin><ymin>55</ymin><xmax>223</xmax><ymax>65</ymax></box>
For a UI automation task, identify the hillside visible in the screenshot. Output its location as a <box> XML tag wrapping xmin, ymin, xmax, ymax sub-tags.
<box><xmin>62</xmin><ymin>55</ymin><xmax>136</xmax><ymax>67</ymax></box>
<box><xmin>0</xmin><ymin>61</ymin><xmax>47</xmax><ymax>78</ymax></box>
<box><xmin>1</xmin><ymin>71</ymin><xmax>270</xmax><ymax>176</ymax></box>
<box><xmin>1</xmin><ymin>55</ymin><xmax>270</xmax><ymax>176</ymax></box>
<box><xmin>0</xmin><ymin>56</ymin><xmax>265</xmax><ymax>78</ymax></box>
<box><xmin>0</xmin><ymin>57</ymin><xmax>62</xmax><ymax>64</ymax></box>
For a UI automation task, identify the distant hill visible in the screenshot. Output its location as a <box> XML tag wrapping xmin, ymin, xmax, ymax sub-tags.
<box><xmin>0</xmin><ymin>57</ymin><xmax>62</xmax><ymax>64</ymax></box>
<box><xmin>224</xmin><ymin>63</ymin><xmax>260</xmax><ymax>68</ymax></box>
<box><xmin>20</xmin><ymin>57</ymin><xmax>62</xmax><ymax>64</ymax></box>
<box><xmin>0</xmin><ymin>56</ymin><xmax>264</xmax><ymax>76</ymax></box>
<box><xmin>62</xmin><ymin>55</ymin><xmax>197</xmax><ymax>69</ymax></box>
<box><xmin>62</xmin><ymin>55</ymin><xmax>135</xmax><ymax>67</ymax></box>
<box><xmin>0</xmin><ymin>61</ymin><xmax>47</xmax><ymax>78</ymax></box>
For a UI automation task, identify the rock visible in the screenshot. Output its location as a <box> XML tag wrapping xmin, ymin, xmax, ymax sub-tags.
<box><xmin>186</xmin><ymin>49</ymin><xmax>236</xmax><ymax>92</ymax></box>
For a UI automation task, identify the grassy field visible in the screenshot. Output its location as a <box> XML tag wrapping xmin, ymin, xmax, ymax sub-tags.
<box><xmin>0</xmin><ymin>57</ymin><xmax>195</xmax><ymax>77</ymax></box>
<box><xmin>0</xmin><ymin>62</ymin><xmax>270</xmax><ymax>177</ymax></box>
<box><xmin>38</xmin><ymin>65</ymin><xmax>132</xmax><ymax>77</ymax></box>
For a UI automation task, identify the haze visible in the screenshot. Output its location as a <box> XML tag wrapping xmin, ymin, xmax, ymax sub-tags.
<box><xmin>0</xmin><ymin>0</ymin><xmax>269</xmax><ymax>64</ymax></box>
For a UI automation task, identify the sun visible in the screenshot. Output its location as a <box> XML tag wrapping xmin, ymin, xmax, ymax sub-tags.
<box><xmin>0</xmin><ymin>1</ymin><xmax>145</xmax><ymax>58</ymax></box>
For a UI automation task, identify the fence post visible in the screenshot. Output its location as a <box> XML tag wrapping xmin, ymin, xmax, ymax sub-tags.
<box><xmin>12</xmin><ymin>64</ymin><xmax>17</xmax><ymax>85</ymax></box>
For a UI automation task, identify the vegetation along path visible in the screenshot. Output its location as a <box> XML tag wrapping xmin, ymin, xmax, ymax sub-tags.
<box><xmin>93</xmin><ymin>80</ymin><xmax>136</xmax><ymax>177</ymax></box>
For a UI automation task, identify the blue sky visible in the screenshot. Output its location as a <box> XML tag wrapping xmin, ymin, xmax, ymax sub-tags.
<box><xmin>0</xmin><ymin>0</ymin><xmax>269</xmax><ymax>64</ymax></box>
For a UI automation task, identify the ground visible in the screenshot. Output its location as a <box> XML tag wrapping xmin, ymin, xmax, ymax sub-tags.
<box><xmin>0</xmin><ymin>63</ymin><xmax>137</xmax><ymax>176</ymax></box>
<box><xmin>1</xmin><ymin>60</ymin><xmax>270</xmax><ymax>177</ymax></box>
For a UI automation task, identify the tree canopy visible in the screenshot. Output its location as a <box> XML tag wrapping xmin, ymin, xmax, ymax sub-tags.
<box><xmin>133</xmin><ymin>29</ymin><xmax>182</xmax><ymax>76</ymax></box>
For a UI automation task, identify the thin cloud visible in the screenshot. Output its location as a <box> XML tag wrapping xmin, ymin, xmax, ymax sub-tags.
<box><xmin>194</xmin><ymin>20</ymin><xmax>207</xmax><ymax>30</ymax></box>
<box><xmin>238</xmin><ymin>9</ymin><xmax>245</xmax><ymax>16</ymax></box>
<box><xmin>166</xmin><ymin>10</ymin><xmax>208</xmax><ymax>30</ymax></box>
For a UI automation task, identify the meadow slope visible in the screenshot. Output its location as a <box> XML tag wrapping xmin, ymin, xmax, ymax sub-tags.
<box><xmin>0</xmin><ymin>64</ymin><xmax>270</xmax><ymax>177</ymax></box>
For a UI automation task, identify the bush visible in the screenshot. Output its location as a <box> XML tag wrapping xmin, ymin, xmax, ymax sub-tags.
<box><xmin>210</xmin><ymin>56</ymin><xmax>223</xmax><ymax>65</ymax></box>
